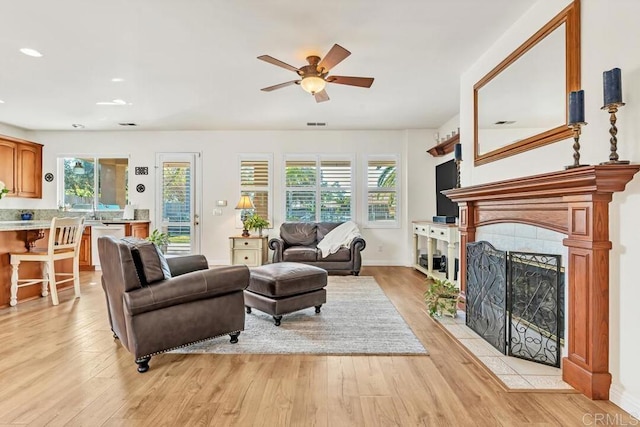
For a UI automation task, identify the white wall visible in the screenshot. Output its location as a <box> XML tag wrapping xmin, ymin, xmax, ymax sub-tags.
<box><xmin>13</xmin><ymin>129</ymin><xmax>436</xmax><ymax>267</ymax></box>
<box><xmin>0</xmin><ymin>123</ymin><xmax>29</xmax><ymax>140</ymax></box>
<box><xmin>461</xmin><ymin>0</ymin><xmax>640</xmax><ymax>414</ymax></box>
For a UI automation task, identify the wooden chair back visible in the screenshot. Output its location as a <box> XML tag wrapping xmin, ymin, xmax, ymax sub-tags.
<box><xmin>47</xmin><ymin>217</ymin><xmax>85</xmax><ymax>253</ymax></box>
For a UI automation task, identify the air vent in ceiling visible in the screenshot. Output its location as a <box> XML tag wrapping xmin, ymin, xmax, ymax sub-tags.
<box><xmin>118</xmin><ymin>123</ymin><xmax>138</xmax><ymax>127</ymax></box>
<box><xmin>306</xmin><ymin>122</ymin><xmax>327</xmax><ymax>127</ymax></box>
<box><xmin>494</xmin><ymin>120</ymin><xmax>516</xmax><ymax>125</ymax></box>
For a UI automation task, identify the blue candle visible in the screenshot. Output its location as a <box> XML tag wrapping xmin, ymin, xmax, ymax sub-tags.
<box><xmin>603</xmin><ymin>68</ymin><xmax>622</xmax><ymax>106</ymax></box>
<box><xmin>454</xmin><ymin>143</ymin><xmax>462</xmax><ymax>161</ymax></box>
<box><xmin>568</xmin><ymin>90</ymin><xmax>585</xmax><ymax>124</ymax></box>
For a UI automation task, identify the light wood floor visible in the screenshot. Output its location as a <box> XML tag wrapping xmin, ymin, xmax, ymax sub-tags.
<box><xmin>0</xmin><ymin>266</ymin><xmax>634</xmax><ymax>426</ymax></box>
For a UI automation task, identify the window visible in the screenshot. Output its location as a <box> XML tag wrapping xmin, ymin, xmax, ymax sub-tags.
<box><xmin>284</xmin><ymin>156</ymin><xmax>353</xmax><ymax>222</ymax></box>
<box><xmin>239</xmin><ymin>156</ymin><xmax>272</xmax><ymax>222</ymax></box>
<box><xmin>59</xmin><ymin>156</ymin><xmax>128</xmax><ymax>211</ymax></box>
<box><xmin>365</xmin><ymin>156</ymin><xmax>399</xmax><ymax>227</ymax></box>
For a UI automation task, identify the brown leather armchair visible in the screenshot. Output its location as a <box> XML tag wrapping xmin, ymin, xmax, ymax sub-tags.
<box><xmin>97</xmin><ymin>236</ymin><xmax>249</xmax><ymax>372</ymax></box>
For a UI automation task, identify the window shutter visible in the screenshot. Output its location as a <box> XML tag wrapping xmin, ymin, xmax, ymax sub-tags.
<box><xmin>366</xmin><ymin>158</ymin><xmax>398</xmax><ymax>225</ymax></box>
<box><xmin>240</xmin><ymin>159</ymin><xmax>270</xmax><ymax>221</ymax></box>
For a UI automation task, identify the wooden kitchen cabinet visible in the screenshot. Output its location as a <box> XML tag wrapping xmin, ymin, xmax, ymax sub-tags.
<box><xmin>79</xmin><ymin>226</ymin><xmax>93</xmax><ymax>271</ymax></box>
<box><xmin>128</xmin><ymin>222</ymin><xmax>150</xmax><ymax>239</ymax></box>
<box><xmin>0</xmin><ymin>135</ymin><xmax>43</xmax><ymax>199</ymax></box>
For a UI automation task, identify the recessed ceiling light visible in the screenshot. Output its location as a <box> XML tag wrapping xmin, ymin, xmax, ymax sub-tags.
<box><xmin>111</xmin><ymin>78</ymin><xmax>124</xmax><ymax>82</ymax></box>
<box><xmin>71</xmin><ymin>124</ymin><xmax>85</xmax><ymax>128</ymax></box>
<box><xmin>20</xmin><ymin>48</ymin><xmax>43</xmax><ymax>57</ymax></box>
<box><xmin>0</xmin><ymin>100</ymin><xmax>5</xmax><ymax>104</ymax></box>
<box><xmin>96</xmin><ymin>98</ymin><xmax>130</xmax><ymax>106</ymax></box>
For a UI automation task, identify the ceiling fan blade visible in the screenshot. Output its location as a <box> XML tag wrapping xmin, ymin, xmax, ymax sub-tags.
<box><xmin>257</xmin><ymin>55</ymin><xmax>300</xmax><ymax>73</ymax></box>
<box><xmin>314</xmin><ymin>89</ymin><xmax>330</xmax><ymax>103</ymax></box>
<box><xmin>318</xmin><ymin>44</ymin><xmax>351</xmax><ymax>71</ymax></box>
<box><xmin>327</xmin><ymin>75</ymin><xmax>374</xmax><ymax>88</ymax></box>
<box><xmin>260</xmin><ymin>80</ymin><xmax>300</xmax><ymax>92</ymax></box>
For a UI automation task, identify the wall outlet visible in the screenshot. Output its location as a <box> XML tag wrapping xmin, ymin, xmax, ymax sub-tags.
<box><xmin>213</xmin><ymin>208</ymin><xmax>223</xmax><ymax>216</ymax></box>
<box><xmin>377</xmin><ymin>244</ymin><xmax>383</xmax><ymax>252</ymax></box>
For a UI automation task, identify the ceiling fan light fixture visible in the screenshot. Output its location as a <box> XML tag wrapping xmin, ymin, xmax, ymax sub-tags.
<box><xmin>300</xmin><ymin>76</ymin><xmax>326</xmax><ymax>95</ymax></box>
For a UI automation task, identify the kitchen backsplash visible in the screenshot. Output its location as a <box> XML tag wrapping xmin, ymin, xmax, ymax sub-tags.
<box><xmin>0</xmin><ymin>209</ymin><xmax>150</xmax><ymax>221</ymax></box>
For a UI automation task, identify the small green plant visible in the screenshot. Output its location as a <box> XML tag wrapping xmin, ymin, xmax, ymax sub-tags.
<box><xmin>243</xmin><ymin>214</ymin><xmax>270</xmax><ymax>233</ymax></box>
<box><xmin>147</xmin><ymin>229</ymin><xmax>170</xmax><ymax>247</ymax></box>
<box><xmin>424</xmin><ymin>276</ymin><xmax>460</xmax><ymax>318</ymax></box>
<box><xmin>0</xmin><ymin>180</ymin><xmax>9</xmax><ymax>199</ymax></box>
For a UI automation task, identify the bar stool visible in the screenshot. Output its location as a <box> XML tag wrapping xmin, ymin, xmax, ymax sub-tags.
<box><xmin>10</xmin><ymin>217</ymin><xmax>85</xmax><ymax>306</ymax></box>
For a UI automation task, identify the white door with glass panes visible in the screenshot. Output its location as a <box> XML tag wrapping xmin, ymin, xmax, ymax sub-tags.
<box><xmin>156</xmin><ymin>153</ymin><xmax>201</xmax><ymax>255</ymax></box>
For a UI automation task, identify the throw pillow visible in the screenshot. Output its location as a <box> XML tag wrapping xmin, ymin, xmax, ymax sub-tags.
<box><xmin>121</xmin><ymin>237</ymin><xmax>171</xmax><ymax>285</ymax></box>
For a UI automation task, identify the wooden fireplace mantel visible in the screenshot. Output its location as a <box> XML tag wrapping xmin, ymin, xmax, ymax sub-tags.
<box><xmin>443</xmin><ymin>164</ymin><xmax>640</xmax><ymax>400</ymax></box>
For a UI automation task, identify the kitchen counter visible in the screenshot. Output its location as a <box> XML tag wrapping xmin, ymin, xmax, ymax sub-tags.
<box><xmin>0</xmin><ymin>219</ymin><xmax>149</xmax><ymax>231</ymax></box>
<box><xmin>101</xmin><ymin>219</ymin><xmax>150</xmax><ymax>224</ymax></box>
<box><xmin>0</xmin><ymin>219</ymin><xmax>150</xmax><ymax>306</ymax></box>
<box><xmin>0</xmin><ymin>220</ymin><xmax>55</xmax><ymax>231</ymax></box>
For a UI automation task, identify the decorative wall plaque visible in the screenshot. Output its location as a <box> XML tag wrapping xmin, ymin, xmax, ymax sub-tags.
<box><xmin>44</xmin><ymin>173</ymin><xmax>54</xmax><ymax>182</ymax></box>
<box><xmin>136</xmin><ymin>184</ymin><xmax>145</xmax><ymax>193</ymax></box>
<box><xmin>135</xmin><ymin>167</ymin><xmax>149</xmax><ymax>175</ymax></box>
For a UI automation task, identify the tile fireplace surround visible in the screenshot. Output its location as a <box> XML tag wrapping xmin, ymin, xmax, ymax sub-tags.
<box><xmin>444</xmin><ymin>164</ymin><xmax>640</xmax><ymax>400</ymax></box>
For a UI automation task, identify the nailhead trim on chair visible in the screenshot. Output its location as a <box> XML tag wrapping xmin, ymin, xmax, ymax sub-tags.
<box><xmin>135</xmin><ymin>329</ymin><xmax>243</xmax><ymax>361</ymax></box>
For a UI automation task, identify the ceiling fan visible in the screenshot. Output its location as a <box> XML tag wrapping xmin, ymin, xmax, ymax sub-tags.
<box><xmin>258</xmin><ymin>44</ymin><xmax>374</xmax><ymax>103</ymax></box>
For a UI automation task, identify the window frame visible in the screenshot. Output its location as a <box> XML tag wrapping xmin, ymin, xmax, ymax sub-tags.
<box><xmin>362</xmin><ymin>154</ymin><xmax>400</xmax><ymax>229</ymax></box>
<box><xmin>282</xmin><ymin>154</ymin><xmax>355</xmax><ymax>223</ymax></box>
<box><xmin>57</xmin><ymin>154</ymin><xmax>130</xmax><ymax>212</ymax></box>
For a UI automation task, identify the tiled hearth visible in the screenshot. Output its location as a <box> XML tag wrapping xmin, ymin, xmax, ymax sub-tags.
<box><xmin>434</xmin><ymin>312</ymin><xmax>575</xmax><ymax>392</ymax></box>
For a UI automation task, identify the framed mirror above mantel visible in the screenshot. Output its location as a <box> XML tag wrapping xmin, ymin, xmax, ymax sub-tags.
<box><xmin>474</xmin><ymin>0</ymin><xmax>580</xmax><ymax>166</ymax></box>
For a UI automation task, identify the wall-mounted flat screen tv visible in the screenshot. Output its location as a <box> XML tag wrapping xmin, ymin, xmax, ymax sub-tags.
<box><xmin>435</xmin><ymin>159</ymin><xmax>458</xmax><ymax>217</ymax></box>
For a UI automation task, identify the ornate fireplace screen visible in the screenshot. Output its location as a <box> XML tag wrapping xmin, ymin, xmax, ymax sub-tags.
<box><xmin>508</xmin><ymin>251</ymin><xmax>563</xmax><ymax>367</ymax></box>
<box><xmin>466</xmin><ymin>241</ymin><xmax>507</xmax><ymax>354</ymax></box>
<box><xmin>466</xmin><ymin>241</ymin><xmax>564</xmax><ymax>367</ymax></box>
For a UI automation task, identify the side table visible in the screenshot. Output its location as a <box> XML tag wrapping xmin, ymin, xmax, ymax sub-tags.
<box><xmin>229</xmin><ymin>235</ymin><xmax>268</xmax><ymax>266</ymax></box>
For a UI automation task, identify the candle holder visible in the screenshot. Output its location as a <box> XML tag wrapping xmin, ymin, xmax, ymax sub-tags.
<box><xmin>565</xmin><ymin>122</ymin><xmax>588</xmax><ymax>169</ymax></box>
<box><xmin>455</xmin><ymin>159</ymin><xmax>461</xmax><ymax>188</ymax></box>
<box><xmin>600</xmin><ymin>102</ymin><xmax>630</xmax><ymax>165</ymax></box>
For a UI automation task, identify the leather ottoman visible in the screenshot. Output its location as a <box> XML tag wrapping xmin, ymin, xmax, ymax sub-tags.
<box><xmin>244</xmin><ymin>262</ymin><xmax>327</xmax><ymax>326</ymax></box>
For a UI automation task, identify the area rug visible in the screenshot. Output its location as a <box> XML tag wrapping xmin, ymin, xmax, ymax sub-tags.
<box><xmin>172</xmin><ymin>276</ymin><xmax>428</xmax><ymax>355</ymax></box>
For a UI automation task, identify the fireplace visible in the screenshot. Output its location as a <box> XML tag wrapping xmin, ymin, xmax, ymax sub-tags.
<box><xmin>466</xmin><ymin>241</ymin><xmax>564</xmax><ymax>367</ymax></box>
<box><xmin>443</xmin><ymin>165</ymin><xmax>640</xmax><ymax>400</ymax></box>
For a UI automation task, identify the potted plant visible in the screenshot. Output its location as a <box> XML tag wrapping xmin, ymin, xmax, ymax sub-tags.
<box><xmin>147</xmin><ymin>229</ymin><xmax>170</xmax><ymax>254</ymax></box>
<box><xmin>424</xmin><ymin>276</ymin><xmax>460</xmax><ymax>318</ymax></box>
<box><xmin>0</xmin><ymin>181</ymin><xmax>8</xmax><ymax>200</ymax></box>
<box><xmin>243</xmin><ymin>214</ymin><xmax>270</xmax><ymax>237</ymax></box>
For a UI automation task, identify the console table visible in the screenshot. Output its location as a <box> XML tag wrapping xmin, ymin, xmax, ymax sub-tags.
<box><xmin>412</xmin><ymin>221</ymin><xmax>458</xmax><ymax>283</ymax></box>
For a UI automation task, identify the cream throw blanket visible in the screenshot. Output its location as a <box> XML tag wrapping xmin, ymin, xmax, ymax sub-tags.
<box><xmin>317</xmin><ymin>221</ymin><xmax>361</xmax><ymax>258</ymax></box>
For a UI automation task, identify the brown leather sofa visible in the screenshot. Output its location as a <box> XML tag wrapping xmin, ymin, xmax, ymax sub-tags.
<box><xmin>97</xmin><ymin>236</ymin><xmax>249</xmax><ymax>372</ymax></box>
<box><xmin>268</xmin><ymin>222</ymin><xmax>366</xmax><ymax>275</ymax></box>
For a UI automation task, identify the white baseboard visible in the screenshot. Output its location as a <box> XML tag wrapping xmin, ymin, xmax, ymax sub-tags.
<box><xmin>207</xmin><ymin>261</ymin><xmax>410</xmax><ymax>268</ymax></box>
<box><xmin>609</xmin><ymin>384</ymin><xmax>640</xmax><ymax>419</ymax></box>
<box><xmin>361</xmin><ymin>260</ymin><xmax>405</xmax><ymax>266</ymax></box>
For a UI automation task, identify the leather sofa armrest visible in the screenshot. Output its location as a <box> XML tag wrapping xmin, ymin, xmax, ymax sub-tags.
<box><xmin>269</xmin><ymin>238</ymin><xmax>285</xmax><ymax>263</ymax></box>
<box><xmin>124</xmin><ymin>265</ymin><xmax>249</xmax><ymax>316</ymax></box>
<box><xmin>350</xmin><ymin>236</ymin><xmax>366</xmax><ymax>273</ymax></box>
<box><xmin>350</xmin><ymin>236</ymin><xmax>366</xmax><ymax>252</ymax></box>
<box><xmin>166</xmin><ymin>254</ymin><xmax>209</xmax><ymax>277</ymax></box>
